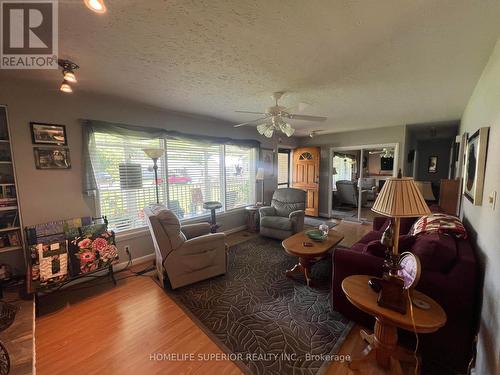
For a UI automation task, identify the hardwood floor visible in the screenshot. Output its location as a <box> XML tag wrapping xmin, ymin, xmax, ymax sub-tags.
<box><xmin>36</xmin><ymin>223</ymin><xmax>416</xmax><ymax>375</ymax></box>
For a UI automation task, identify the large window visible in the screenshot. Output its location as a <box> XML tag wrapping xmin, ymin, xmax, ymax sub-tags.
<box><xmin>90</xmin><ymin>133</ymin><xmax>256</xmax><ymax>232</ymax></box>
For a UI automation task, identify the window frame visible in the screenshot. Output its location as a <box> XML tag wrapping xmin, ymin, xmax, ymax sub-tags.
<box><xmin>277</xmin><ymin>148</ymin><xmax>291</xmax><ymax>188</ymax></box>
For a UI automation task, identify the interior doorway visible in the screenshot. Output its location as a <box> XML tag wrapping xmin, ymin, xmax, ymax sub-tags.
<box><xmin>277</xmin><ymin>148</ymin><xmax>291</xmax><ymax>188</ymax></box>
<box><xmin>329</xmin><ymin>143</ymin><xmax>399</xmax><ymax>223</ymax></box>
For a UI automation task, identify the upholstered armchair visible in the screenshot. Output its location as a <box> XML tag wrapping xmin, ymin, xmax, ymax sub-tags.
<box><xmin>259</xmin><ymin>188</ymin><xmax>306</xmax><ymax>240</ymax></box>
<box><xmin>335</xmin><ymin>180</ymin><xmax>368</xmax><ymax>207</ymax></box>
<box><xmin>144</xmin><ymin>204</ymin><xmax>227</xmax><ymax>289</ymax></box>
<box><xmin>358</xmin><ymin>177</ymin><xmax>378</xmax><ymax>201</ymax></box>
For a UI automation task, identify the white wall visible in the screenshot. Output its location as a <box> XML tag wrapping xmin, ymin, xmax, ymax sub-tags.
<box><xmin>0</xmin><ymin>80</ymin><xmax>294</xmax><ymax>273</ymax></box>
<box><xmin>460</xmin><ymin>38</ymin><xmax>500</xmax><ymax>375</ymax></box>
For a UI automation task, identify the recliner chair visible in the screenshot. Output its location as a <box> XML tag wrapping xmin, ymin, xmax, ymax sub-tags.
<box><xmin>335</xmin><ymin>180</ymin><xmax>368</xmax><ymax>207</ymax></box>
<box><xmin>144</xmin><ymin>204</ymin><xmax>227</xmax><ymax>289</ymax></box>
<box><xmin>259</xmin><ymin>188</ymin><xmax>306</xmax><ymax>240</ymax></box>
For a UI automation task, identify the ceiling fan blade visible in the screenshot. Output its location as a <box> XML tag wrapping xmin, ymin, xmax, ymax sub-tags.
<box><xmin>288</xmin><ymin>114</ymin><xmax>327</xmax><ymax>122</ymax></box>
<box><xmin>235</xmin><ymin>110</ymin><xmax>268</xmax><ymax>115</ymax></box>
<box><xmin>284</xmin><ymin>102</ymin><xmax>310</xmax><ymax>113</ymax></box>
<box><xmin>233</xmin><ymin>116</ymin><xmax>269</xmax><ymax>128</ymax></box>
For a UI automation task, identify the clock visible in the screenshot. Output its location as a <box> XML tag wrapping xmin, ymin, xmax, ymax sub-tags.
<box><xmin>397</xmin><ymin>252</ymin><xmax>421</xmax><ymax>290</ymax></box>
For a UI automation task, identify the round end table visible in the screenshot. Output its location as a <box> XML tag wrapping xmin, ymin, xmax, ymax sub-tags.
<box><xmin>341</xmin><ymin>275</ymin><xmax>446</xmax><ymax>374</ymax></box>
<box><xmin>203</xmin><ymin>201</ymin><xmax>222</xmax><ymax>233</ymax></box>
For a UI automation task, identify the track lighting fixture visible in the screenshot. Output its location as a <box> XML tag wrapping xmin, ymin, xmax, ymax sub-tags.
<box><xmin>57</xmin><ymin>59</ymin><xmax>79</xmax><ymax>93</ymax></box>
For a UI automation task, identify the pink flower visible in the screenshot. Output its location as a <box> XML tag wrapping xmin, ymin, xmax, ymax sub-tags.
<box><xmin>99</xmin><ymin>245</ymin><xmax>118</xmax><ymax>260</ymax></box>
<box><xmin>78</xmin><ymin>238</ymin><xmax>92</xmax><ymax>249</ymax></box>
<box><xmin>92</xmin><ymin>238</ymin><xmax>108</xmax><ymax>252</ymax></box>
<box><xmin>79</xmin><ymin>251</ymin><xmax>95</xmax><ymax>263</ymax></box>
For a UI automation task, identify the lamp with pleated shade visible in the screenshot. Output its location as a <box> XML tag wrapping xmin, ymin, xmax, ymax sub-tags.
<box><xmin>371</xmin><ymin>176</ymin><xmax>430</xmax><ymax>313</ymax></box>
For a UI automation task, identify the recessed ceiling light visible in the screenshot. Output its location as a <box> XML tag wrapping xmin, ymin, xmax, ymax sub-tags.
<box><xmin>84</xmin><ymin>0</ymin><xmax>106</xmax><ymax>14</ymax></box>
<box><xmin>60</xmin><ymin>80</ymin><xmax>73</xmax><ymax>93</ymax></box>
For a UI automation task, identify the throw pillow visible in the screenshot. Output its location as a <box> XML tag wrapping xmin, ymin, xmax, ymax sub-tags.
<box><xmin>364</xmin><ymin>234</ymin><xmax>416</xmax><ymax>258</ymax></box>
<box><xmin>410</xmin><ymin>213</ymin><xmax>467</xmax><ymax>239</ymax></box>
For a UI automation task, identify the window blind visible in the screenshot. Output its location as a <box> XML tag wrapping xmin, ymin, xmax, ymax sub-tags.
<box><xmin>277</xmin><ymin>151</ymin><xmax>290</xmax><ymax>187</ymax></box>
<box><xmin>91</xmin><ymin>132</ymin><xmax>166</xmax><ymax>231</ymax></box>
<box><xmin>224</xmin><ymin>145</ymin><xmax>256</xmax><ymax>210</ymax></box>
<box><xmin>165</xmin><ymin>139</ymin><xmax>222</xmax><ymax>219</ymax></box>
<box><xmin>332</xmin><ymin>155</ymin><xmax>353</xmax><ymax>189</ymax></box>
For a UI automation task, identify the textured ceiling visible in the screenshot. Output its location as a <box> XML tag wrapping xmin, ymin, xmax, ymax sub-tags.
<box><xmin>3</xmin><ymin>0</ymin><xmax>500</xmax><ymax>136</ymax></box>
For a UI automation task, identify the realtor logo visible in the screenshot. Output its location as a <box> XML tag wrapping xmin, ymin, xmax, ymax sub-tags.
<box><xmin>1</xmin><ymin>0</ymin><xmax>58</xmax><ymax>69</ymax></box>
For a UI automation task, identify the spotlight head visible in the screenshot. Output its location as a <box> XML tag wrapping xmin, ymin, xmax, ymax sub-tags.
<box><xmin>63</xmin><ymin>70</ymin><xmax>77</xmax><ymax>83</ymax></box>
<box><xmin>60</xmin><ymin>80</ymin><xmax>73</xmax><ymax>93</ymax></box>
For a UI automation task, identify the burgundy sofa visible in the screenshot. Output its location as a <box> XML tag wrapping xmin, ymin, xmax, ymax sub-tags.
<box><xmin>331</xmin><ymin>216</ymin><xmax>479</xmax><ymax>372</ymax></box>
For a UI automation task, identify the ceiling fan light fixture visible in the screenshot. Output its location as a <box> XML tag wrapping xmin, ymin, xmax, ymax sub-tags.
<box><xmin>84</xmin><ymin>0</ymin><xmax>106</xmax><ymax>13</ymax></box>
<box><xmin>257</xmin><ymin>123</ymin><xmax>269</xmax><ymax>135</ymax></box>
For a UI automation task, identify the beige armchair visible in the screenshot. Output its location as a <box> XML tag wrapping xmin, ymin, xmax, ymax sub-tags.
<box><xmin>144</xmin><ymin>204</ymin><xmax>227</xmax><ymax>289</ymax></box>
<box><xmin>259</xmin><ymin>188</ymin><xmax>306</xmax><ymax>240</ymax></box>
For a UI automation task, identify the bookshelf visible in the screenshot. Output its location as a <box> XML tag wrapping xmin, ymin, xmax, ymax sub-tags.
<box><xmin>0</xmin><ymin>105</ymin><xmax>25</xmax><ymax>276</ymax></box>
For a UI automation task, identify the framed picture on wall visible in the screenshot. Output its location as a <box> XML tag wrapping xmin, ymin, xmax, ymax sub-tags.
<box><xmin>428</xmin><ymin>156</ymin><xmax>438</xmax><ymax>173</ymax></box>
<box><xmin>463</xmin><ymin>127</ymin><xmax>490</xmax><ymax>205</ymax></box>
<box><xmin>30</xmin><ymin>122</ymin><xmax>67</xmax><ymax>145</ymax></box>
<box><xmin>34</xmin><ymin>147</ymin><xmax>71</xmax><ymax>169</ymax></box>
<box><xmin>260</xmin><ymin>148</ymin><xmax>274</xmax><ymax>178</ymax></box>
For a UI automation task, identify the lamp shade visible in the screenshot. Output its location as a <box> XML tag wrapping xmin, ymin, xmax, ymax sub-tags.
<box><xmin>143</xmin><ymin>148</ymin><xmax>164</xmax><ymax>159</ymax></box>
<box><xmin>371</xmin><ymin>177</ymin><xmax>430</xmax><ymax>218</ymax></box>
<box><xmin>255</xmin><ymin>167</ymin><xmax>265</xmax><ymax>180</ymax></box>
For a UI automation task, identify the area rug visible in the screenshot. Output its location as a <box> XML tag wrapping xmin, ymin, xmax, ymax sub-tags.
<box><xmin>167</xmin><ymin>237</ymin><xmax>353</xmax><ymax>375</ymax></box>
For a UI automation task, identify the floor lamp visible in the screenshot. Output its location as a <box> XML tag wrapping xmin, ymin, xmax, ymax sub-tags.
<box><xmin>143</xmin><ymin>148</ymin><xmax>165</xmax><ymax>204</ymax></box>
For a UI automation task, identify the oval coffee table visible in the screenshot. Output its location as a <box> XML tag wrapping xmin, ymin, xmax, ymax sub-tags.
<box><xmin>282</xmin><ymin>229</ymin><xmax>344</xmax><ymax>287</ymax></box>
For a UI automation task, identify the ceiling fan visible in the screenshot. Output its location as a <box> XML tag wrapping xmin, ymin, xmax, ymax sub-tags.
<box><xmin>369</xmin><ymin>148</ymin><xmax>394</xmax><ymax>158</ymax></box>
<box><xmin>233</xmin><ymin>92</ymin><xmax>327</xmax><ymax>138</ymax></box>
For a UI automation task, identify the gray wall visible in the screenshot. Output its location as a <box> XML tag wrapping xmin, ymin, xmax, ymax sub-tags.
<box><xmin>0</xmin><ymin>80</ymin><xmax>294</xmax><ymax>273</ymax></box>
<box><xmin>297</xmin><ymin>125</ymin><xmax>406</xmax><ymax>215</ymax></box>
<box><xmin>459</xmin><ymin>37</ymin><xmax>500</xmax><ymax>375</ymax></box>
<box><xmin>415</xmin><ymin>138</ymin><xmax>453</xmax><ymax>182</ymax></box>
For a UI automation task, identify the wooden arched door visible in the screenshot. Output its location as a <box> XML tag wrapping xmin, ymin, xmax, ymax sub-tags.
<box><xmin>292</xmin><ymin>147</ymin><xmax>320</xmax><ymax>217</ymax></box>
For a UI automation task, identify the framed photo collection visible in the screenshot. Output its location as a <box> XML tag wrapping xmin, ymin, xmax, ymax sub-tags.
<box><xmin>30</xmin><ymin>122</ymin><xmax>71</xmax><ymax>169</ymax></box>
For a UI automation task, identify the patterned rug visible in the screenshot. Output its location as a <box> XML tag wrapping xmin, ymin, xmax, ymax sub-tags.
<box><xmin>167</xmin><ymin>236</ymin><xmax>352</xmax><ymax>375</ymax></box>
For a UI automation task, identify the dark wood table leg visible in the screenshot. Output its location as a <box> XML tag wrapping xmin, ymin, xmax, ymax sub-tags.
<box><xmin>286</xmin><ymin>257</ymin><xmax>313</xmax><ymax>287</ymax></box>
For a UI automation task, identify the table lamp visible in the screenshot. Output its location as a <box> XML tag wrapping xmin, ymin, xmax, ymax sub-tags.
<box><xmin>371</xmin><ymin>172</ymin><xmax>430</xmax><ymax>313</ymax></box>
<box><xmin>255</xmin><ymin>167</ymin><xmax>265</xmax><ymax>205</ymax></box>
<box><xmin>143</xmin><ymin>148</ymin><xmax>164</xmax><ymax>204</ymax></box>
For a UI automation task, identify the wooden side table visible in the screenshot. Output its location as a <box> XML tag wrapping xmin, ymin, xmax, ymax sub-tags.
<box><xmin>341</xmin><ymin>275</ymin><xmax>447</xmax><ymax>374</ymax></box>
<box><xmin>245</xmin><ymin>206</ymin><xmax>260</xmax><ymax>233</ymax></box>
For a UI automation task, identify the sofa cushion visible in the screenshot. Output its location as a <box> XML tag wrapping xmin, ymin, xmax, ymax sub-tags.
<box><xmin>358</xmin><ymin>231</ymin><xmax>383</xmax><ymax>244</ymax></box>
<box><xmin>363</xmin><ymin>234</ymin><xmax>416</xmax><ymax>258</ymax></box>
<box><xmin>411</xmin><ymin>233</ymin><xmax>457</xmax><ymax>272</ymax></box>
<box><xmin>260</xmin><ymin>216</ymin><xmax>292</xmax><ymax>231</ymax></box>
<box><xmin>377</xmin><ymin>217</ymin><xmax>418</xmax><ymax>235</ymax></box>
